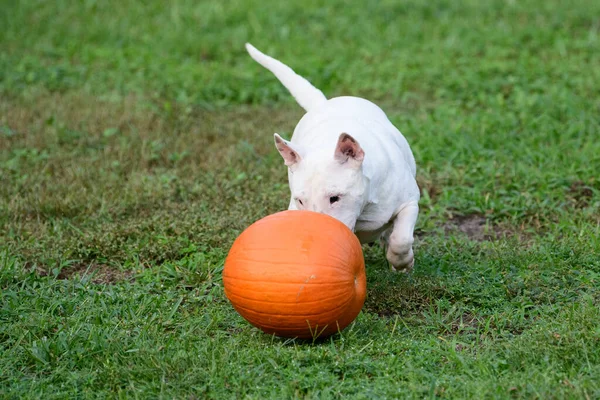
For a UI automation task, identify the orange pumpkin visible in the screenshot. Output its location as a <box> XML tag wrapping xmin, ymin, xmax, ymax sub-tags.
<box><xmin>223</xmin><ymin>210</ymin><xmax>366</xmax><ymax>339</ymax></box>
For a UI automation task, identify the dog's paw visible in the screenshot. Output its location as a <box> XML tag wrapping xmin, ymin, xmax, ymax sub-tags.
<box><xmin>390</xmin><ymin>257</ymin><xmax>414</xmax><ymax>274</ymax></box>
<box><xmin>387</xmin><ymin>248</ymin><xmax>414</xmax><ymax>273</ymax></box>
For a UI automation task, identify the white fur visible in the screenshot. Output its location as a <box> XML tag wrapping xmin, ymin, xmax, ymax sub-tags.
<box><xmin>246</xmin><ymin>43</ymin><xmax>420</xmax><ymax>272</ymax></box>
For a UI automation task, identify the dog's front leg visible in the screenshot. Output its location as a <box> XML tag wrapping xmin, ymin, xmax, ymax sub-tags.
<box><xmin>287</xmin><ymin>198</ymin><xmax>298</xmax><ymax>210</ymax></box>
<box><xmin>386</xmin><ymin>201</ymin><xmax>419</xmax><ymax>273</ymax></box>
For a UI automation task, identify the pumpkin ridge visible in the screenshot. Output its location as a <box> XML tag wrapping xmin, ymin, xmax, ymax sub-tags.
<box><xmin>225</xmin><ymin>290</ymin><xmax>353</xmax><ymax>305</ymax></box>
<box><xmin>225</xmin><ymin>259</ymin><xmax>356</xmax><ymax>276</ymax></box>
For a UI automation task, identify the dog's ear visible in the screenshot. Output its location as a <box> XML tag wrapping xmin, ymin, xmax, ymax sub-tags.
<box><xmin>334</xmin><ymin>133</ymin><xmax>364</xmax><ymax>165</ymax></box>
<box><xmin>274</xmin><ymin>133</ymin><xmax>302</xmax><ymax>167</ymax></box>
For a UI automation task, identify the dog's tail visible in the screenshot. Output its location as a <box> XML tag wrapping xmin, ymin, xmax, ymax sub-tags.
<box><xmin>245</xmin><ymin>43</ymin><xmax>327</xmax><ymax>112</ymax></box>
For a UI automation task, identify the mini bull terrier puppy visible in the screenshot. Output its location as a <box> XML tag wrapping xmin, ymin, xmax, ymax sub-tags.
<box><xmin>246</xmin><ymin>43</ymin><xmax>420</xmax><ymax>272</ymax></box>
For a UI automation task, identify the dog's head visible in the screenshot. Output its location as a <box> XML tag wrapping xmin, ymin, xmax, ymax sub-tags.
<box><xmin>274</xmin><ymin>132</ymin><xmax>368</xmax><ymax>231</ymax></box>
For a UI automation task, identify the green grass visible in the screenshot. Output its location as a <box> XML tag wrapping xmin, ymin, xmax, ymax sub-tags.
<box><xmin>1</xmin><ymin>0</ymin><xmax>599</xmax><ymax>398</ymax></box>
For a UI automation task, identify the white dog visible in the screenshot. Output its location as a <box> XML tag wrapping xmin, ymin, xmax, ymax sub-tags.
<box><xmin>246</xmin><ymin>43</ymin><xmax>420</xmax><ymax>272</ymax></box>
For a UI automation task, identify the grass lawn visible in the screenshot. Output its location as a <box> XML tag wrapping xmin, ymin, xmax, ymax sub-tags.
<box><xmin>1</xmin><ymin>0</ymin><xmax>600</xmax><ymax>398</ymax></box>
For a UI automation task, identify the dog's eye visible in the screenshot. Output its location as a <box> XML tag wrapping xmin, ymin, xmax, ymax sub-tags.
<box><xmin>297</xmin><ymin>199</ymin><xmax>303</xmax><ymax>206</ymax></box>
<box><xmin>329</xmin><ymin>196</ymin><xmax>340</xmax><ymax>204</ymax></box>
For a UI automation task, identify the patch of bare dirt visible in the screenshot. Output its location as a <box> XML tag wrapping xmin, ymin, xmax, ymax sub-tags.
<box><xmin>568</xmin><ymin>180</ymin><xmax>595</xmax><ymax>208</ymax></box>
<box><xmin>364</xmin><ymin>278</ymin><xmax>448</xmax><ymax>317</ymax></box>
<box><xmin>443</xmin><ymin>214</ymin><xmax>517</xmax><ymax>241</ymax></box>
<box><xmin>35</xmin><ymin>262</ymin><xmax>134</xmax><ymax>284</ymax></box>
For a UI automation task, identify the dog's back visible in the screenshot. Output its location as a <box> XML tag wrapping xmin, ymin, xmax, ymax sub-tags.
<box><xmin>292</xmin><ymin>96</ymin><xmax>417</xmax><ymax>178</ymax></box>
